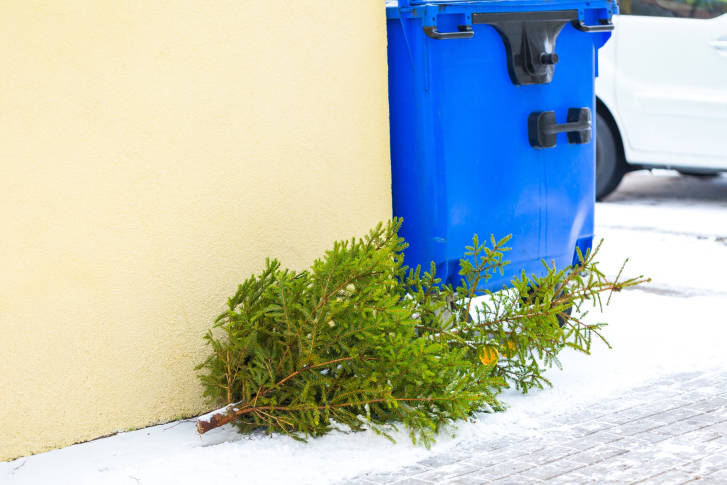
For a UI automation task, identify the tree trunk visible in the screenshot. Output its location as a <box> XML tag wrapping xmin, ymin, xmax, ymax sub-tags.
<box><xmin>196</xmin><ymin>404</ymin><xmax>240</xmax><ymax>434</ymax></box>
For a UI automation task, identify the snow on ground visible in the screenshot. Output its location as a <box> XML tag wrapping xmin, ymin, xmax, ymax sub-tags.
<box><xmin>2</xmin><ymin>171</ymin><xmax>726</xmax><ymax>485</ymax></box>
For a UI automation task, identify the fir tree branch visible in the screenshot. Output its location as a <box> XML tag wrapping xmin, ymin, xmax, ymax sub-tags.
<box><xmin>275</xmin><ymin>356</ymin><xmax>361</xmax><ymax>389</ymax></box>
<box><xmin>197</xmin><ymin>394</ymin><xmax>484</xmax><ymax>434</ymax></box>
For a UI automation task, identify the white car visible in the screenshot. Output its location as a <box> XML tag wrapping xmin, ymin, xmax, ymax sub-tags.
<box><xmin>594</xmin><ymin>0</ymin><xmax>727</xmax><ymax>199</ymax></box>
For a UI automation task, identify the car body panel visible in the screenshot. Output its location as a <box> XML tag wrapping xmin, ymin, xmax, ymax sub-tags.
<box><xmin>596</xmin><ymin>11</ymin><xmax>727</xmax><ymax>171</ymax></box>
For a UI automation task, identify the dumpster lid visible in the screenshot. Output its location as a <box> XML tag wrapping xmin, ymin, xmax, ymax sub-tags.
<box><xmin>386</xmin><ymin>0</ymin><xmax>615</xmax><ymax>85</ymax></box>
<box><xmin>388</xmin><ymin>0</ymin><xmax>614</xmax><ymax>7</ymax></box>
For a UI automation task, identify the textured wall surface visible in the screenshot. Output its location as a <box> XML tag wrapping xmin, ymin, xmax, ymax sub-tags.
<box><xmin>0</xmin><ymin>1</ymin><xmax>391</xmax><ymax>461</ymax></box>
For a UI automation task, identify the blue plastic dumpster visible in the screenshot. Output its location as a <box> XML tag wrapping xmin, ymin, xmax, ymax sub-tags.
<box><xmin>387</xmin><ymin>0</ymin><xmax>614</xmax><ymax>290</ymax></box>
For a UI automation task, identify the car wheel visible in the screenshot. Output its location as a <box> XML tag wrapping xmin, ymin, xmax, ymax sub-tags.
<box><xmin>595</xmin><ymin>112</ymin><xmax>626</xmax><ymax>201</ymax></box>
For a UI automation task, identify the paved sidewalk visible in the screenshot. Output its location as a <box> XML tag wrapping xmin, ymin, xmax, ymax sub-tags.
<box><xmin>342</xmin><ymin>371</ymin><xmax>727</xmax><ymax>485</ymax></box>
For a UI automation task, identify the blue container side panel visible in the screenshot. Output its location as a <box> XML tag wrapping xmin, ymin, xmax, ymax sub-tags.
<box><xmin>429</xmin><ymin>22</ymin><xmax>545</xmax><ymax>276</ymax></box>
<box><xmin>388</xmin><ymin>18</ymin><xmax>447</xmax><ymax>276</ymax></box>
<box><xmin>387</xmin><ymin>2</ymin><xmax>610</xmax><ymax>290</ymax></box>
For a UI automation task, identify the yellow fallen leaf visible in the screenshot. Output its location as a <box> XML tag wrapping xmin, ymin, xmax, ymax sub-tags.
<box><xmin>479</xmin><ymin>347</ymin><xmax>499</xmax><ymax>366</ymax></box>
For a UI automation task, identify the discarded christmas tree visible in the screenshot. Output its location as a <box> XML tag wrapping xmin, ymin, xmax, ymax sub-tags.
<box><xmin>196</xmin><ymin>219</ymin><xmax>646</xmax><ymax>445</ymax></box>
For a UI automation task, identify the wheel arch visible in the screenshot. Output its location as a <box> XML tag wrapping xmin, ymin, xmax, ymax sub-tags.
<box><xmin>595</xmin><ymin>97</ymin><xmax>629</xmax><ymax>170</ymax></box>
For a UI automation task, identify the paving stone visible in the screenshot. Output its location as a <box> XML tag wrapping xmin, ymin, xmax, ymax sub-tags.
<box><xmin>466</xmin><ymin>458</ymin><xmax>535</xmax><ymax>480</ymax></box>
<box><xmin>660</xmin><ymin>394</ymin><xmax>698</xmax><ymax>406</ymax></box>
<box><xmin>561</xmin><ymin>430</ymin><xmax>625</xmax><ymax>452</ymax></box>
<box><xmin>516</xmin><ymin>439</ymin><xmax>550</xmax><ymax>454</ymax></box>
<box><xmin>568</xmin><ymin>421</ymin><xmax>614</xmax><ymax>437</ymax></box>
<box><xmin>694</xmin><ymin>476</ymin><xmax>727</xmax><ymax>485</ymax></box>
<box><xmin>651</xmin><ymin>417</ymin><xmax>716</xmax><ymax>437</ymax></box>
<box><xmin>637</xmin><ymin>468</ymin><xmax>702</xmax><ymax>485</ymax></box>
<box><xmin>541</xmin><ymin>426</ymin><xmax>584</xmax><ymax>444</ymax></box>
<box><xmin>448</xmin><ymin>469</ymin><xmax>543</xmax><ymax>485</ymax></box>
<box><xmin>488</xmin><ymin>475</ymin><xmax>545</xmax><ymax>485</ymax></box>
<box><xmin>626</xmin><ymin>392</ymin><xmax>683</xmax><ymax>407</ymax></box>
<box><xmin>678</xmin><ymin>453</ymin><xmax>727</xmax><ymax>476</ymax></box>
<box><xmin>515</xmin><ymin>459</ymin><xmax>584</xmax><ymax>480</ymax></box>
<box><xmin>570</xmin><ymin>454</ymin><xmax>669</xmax><ymax>484</ymax></box>
<box><xmin>529</xmin><ymin>446</ymin><xmax>581</xmax><ymax>466</ymax></box>
<box><xmin>359</xmin><ymin>464</ymin><xmax>433</xmax><ymax>484</ymax></box>
<box><xmin>608</xmin><ymin>417</ymin><xmax>666</xmax><ymax>436</ymax></box>
<box><xmin>703</xmin><ymin>420</ymin><xmax>727</xmax><ymax>434</ymax></box>
<box><xmin>648</xmin><ymin>439</ymin><xmax>723</xmax><ymax>466</ymax></box>
<box><xmin>628</xmin><ymin>428</ymin><xmax>674</xmax><ymax>444</ymax></box>
<box><xmin>409</xmin><ymin>462</ymin><xmax>482</xmax><ymax>483</ymax></box>
<box><xmin>680</xmin><ymin>412</ymin><xmax>726</xmax><ymax>428</ymax></box>
<box><xmin>666</xmin><ymin>431</ymin><xmax>726</xmax><ymax>450</ymax></box>
<box><xmin>714</xmin><ymin>408</ymin><xmax>727</xmax><ymax>420</ymax></box>
<box><xmin>567</xmin><ymin>444</ymin><xmax>629</xmax><ymax>466</ymax></box>
<box><xmin>598</xmin><ymin>407</ymin><xmax>653</xmax><ymax>426</ymax></box>
<box><xmin>678</xmin><ymin>427</ymin><xmax>725</xmax><ymax>444</ymax></box>
<box><xmin>465</xmin><ymin>446</ymin><xmax>538</xmax><ymax>469</ymax></box>
<box><xmin>684</xmin><ymin>397</ymin><xmax>727</xmax><ymax>414</ymax></box>
<box><xmin>647</xmin><ymin>406</ymin><xmax>705</xmax><ymax>425</ymax></box>
<box><xmin>621</xmin><ymin>402</ymin><xmax>681</xmax><ymax>418</ymax></box>
<box><xmin>445</xmin><ymin>473</ymin><xmax>490</xmax><ymax>485</ymax></box>
<box><xmin>389</xmin><ymin>479</ymin><xmax>431</xmax><ymax>485</ymax></box>
<box><xmin>545</xmin><ymin>471</ymin><xmax>597</xmax><ymax>484</ymax></box>
<box><xmin>455</xmin><ymin>436</ymin><xmax>517</xmax><ymax>454</ymax></box>
<box><xmin>608</xmin><ymin>435</ymin><xmax>659</xmax><ymax>451</ymax></box>
<box><xmin>703</xmin><ymin>469</ymin><xmax>727</xmax><ymax>481</ymax></box>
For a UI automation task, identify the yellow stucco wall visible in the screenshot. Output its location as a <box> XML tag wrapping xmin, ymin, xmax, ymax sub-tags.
<box><xmin>0</xmin><ymin>1</ymin><xmax>391</xmax><ymax>461</ymax></box>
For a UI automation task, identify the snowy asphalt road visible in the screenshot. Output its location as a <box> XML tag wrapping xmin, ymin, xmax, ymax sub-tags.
<box><xmin>2</xmin><ymin>170</ymin><xmax>726</xmax><ymax>485</ymax></box>
<box><xmin>596</xmin><ymin>171</ymin><xmax>727</xmax><ymax>300</ymax></box>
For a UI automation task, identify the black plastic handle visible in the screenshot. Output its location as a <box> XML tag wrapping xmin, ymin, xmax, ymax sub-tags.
<box><xmin>423</xmin><ymin>25</ymin><xmax>474</xmax><ymax>40</ymax></box>
<box><xmin>529</xmin><ymin>108</ymin><xmax>592</xmax><ymax>149</ymax></box>
<box><xmin>572</xmin><ymin>18</ymin><xmax>615</xmax><ymax>32</ymax></box>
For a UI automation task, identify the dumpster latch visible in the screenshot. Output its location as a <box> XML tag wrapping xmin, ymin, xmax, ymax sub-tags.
<box><xmin>423</xmin><ymin>25</ymin><xmax>474</xmax><ymax>40</ymax></box>
<box><xmin>473</xmin><ymin>10</ymin><xmax>579</xmax><ymax>85</ymax></box>
<box><xmin>528</xmin><ymin>108</ymin><xmax>592</xmax><ymax>149</ymax></box>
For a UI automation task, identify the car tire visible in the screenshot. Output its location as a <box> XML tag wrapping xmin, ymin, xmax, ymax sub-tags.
<box><xmin>595</xmin><ymin>112</ymin><xmax>626</xmax><ymax>201</ymax></box>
